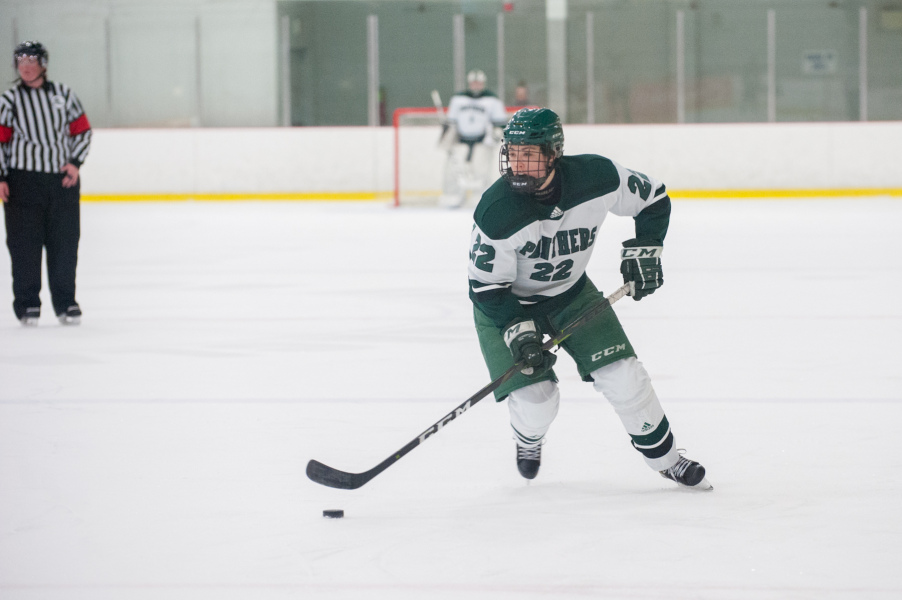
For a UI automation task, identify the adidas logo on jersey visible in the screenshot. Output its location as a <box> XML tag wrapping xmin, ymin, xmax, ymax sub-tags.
<box><xmin>641</xmin><ymin>422</ymin><xmax>654</xmax><ymax>432</ymax></box>
<box><xmin>549</xmin><ymin>207</ymin><xmax>564</xmax><ymax>220</ymax></box>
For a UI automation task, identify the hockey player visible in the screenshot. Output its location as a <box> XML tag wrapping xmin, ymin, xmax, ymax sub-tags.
<box><xmin>468</xmin><ymin>107</ymin><xmax>711</xmax><ymax>490</ymax></box>
<box><xmin>439</xmin><ymin>70</ymin><xmax>509</xmax><ymax>208</ymax></box>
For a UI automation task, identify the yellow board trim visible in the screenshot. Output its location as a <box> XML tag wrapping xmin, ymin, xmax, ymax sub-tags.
<box><xmin>81</xmin><ymin>191</ymin><xmax>394</xmax><ymax>202</ymax></box>
<box><xmin>670</xmin><ymin>188</ymin><xmax>902</xmax><ymax>199</ymax></box>
<box><xmin>80</xmin><ymin>189</ymin><xmax>902</xmax><ymax>202</ymax></box>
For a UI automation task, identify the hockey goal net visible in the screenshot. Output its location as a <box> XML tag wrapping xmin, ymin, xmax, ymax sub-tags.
<box><xmin>392</xmin><ymin>105</ymin><xmax>529</xmax><ymax>207</ymax></box>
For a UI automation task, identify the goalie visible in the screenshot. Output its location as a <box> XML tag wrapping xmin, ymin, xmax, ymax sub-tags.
<box><xmin>439</xmin><ymin>70</ymin><xmax>509</xmax><ymax>208</ymax></box>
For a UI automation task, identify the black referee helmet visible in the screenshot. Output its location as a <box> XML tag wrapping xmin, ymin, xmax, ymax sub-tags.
<box><xmin>13</xmin><ymin>41</ymin><xmax>48</xmax><ymax>69</ymax></box>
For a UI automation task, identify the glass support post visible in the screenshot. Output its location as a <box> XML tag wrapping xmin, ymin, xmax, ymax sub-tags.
<box><xmin>767</xmin><ymin>9</ymin><xmax>776</xmax><ymax>122</ymax></box>
<box><xmin>280</xmin><ymin>15</ymin><xmax>291</xmax><ymax>127</ymax></box>
<box><xmin>546</xmin><ymin>0</ymin><xmax>567</xmax><ymax>121</ymax></box>
<box><xmin>586</xmin><ymin>12</ymin><xmax>595</xmax><ymax>124</ymax></box>
<box><xmin>105</xmin><ymin>16</ymin><xmax>114</xmax><ymax>120</ymax></box>
<box><xmin>367</xmin><ymin>15</ymin><xmax>380</xmax><ymax>127</ymax></box>
<box><xmin>676</xmin><ymin>10</ymin><xmax>686</xmax><ymax>124</ymax></box>
<box><xmin>453</xmin><ymin>14</ymin><xmax>465</xmax><ymax>93</ymax></box>
<box><xmin>859</xmin><ymin>7</ymin><xmax>868</xmax><ymax>121</ymax></box>
<box><xmin>497</xmin><ymin>13</ymin><xmax>506</xmax><ymax>104</ymax></box>
<box><xmin>195</xmin><ymin>16</ymin><xmax>203</xmax><ymax>127</ymax></box>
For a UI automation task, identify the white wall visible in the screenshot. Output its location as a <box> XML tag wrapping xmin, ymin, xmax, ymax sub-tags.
<box><xmin>82</xmin><ymin>127</ymin><xmax>395</xmax><ymax>197</ymax></box>
<box><xmin>565</xmin><ymin>122</ymin><xmax>902</xmax><ymax>192</ymax></box>
<box><xmin>78</xmin><ymin>122</ymin><xmax>902</xmax><ymax>198</ymax></box>
<box><xmin>1</xmin><ymin>0</ymin><xmax>279</xmax><ymax>128</ymax></box>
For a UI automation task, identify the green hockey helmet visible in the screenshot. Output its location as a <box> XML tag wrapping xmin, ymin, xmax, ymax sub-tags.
<box><xmin>499</xmin><ymin>107</ymin><xmax>564</xmax><ymax>194</ymax></box>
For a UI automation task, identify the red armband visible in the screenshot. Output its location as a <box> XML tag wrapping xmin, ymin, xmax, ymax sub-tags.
<box><xmin>0</xmin><ymin>125</ymin><xmax>12</xmax><ymax>143</ymax></box>
<box><xmin>68</xmin><ymin>114</ymin><xmax>91</xmax><ymax>136</ymax></box>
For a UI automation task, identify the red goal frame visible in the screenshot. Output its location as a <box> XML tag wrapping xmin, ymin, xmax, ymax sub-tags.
<box><xmin>392</xmin><ymin>105</ymin><xmax>534</xmax><ymax>207</ymax></box>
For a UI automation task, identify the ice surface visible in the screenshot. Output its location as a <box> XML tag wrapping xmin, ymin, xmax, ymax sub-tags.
<box><xmin>1</xmin><ymin>198</ymin><xmax>900</xmax><ymax>599</ymax></box>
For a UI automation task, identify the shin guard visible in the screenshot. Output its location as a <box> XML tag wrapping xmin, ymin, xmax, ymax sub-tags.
<box><xmin>591</xmin><ymin>357</ymin><xmax>678</xmax><ymax>471</ymax></box>
<box><xmin>508</xmin><ymin>380</ymin><xmax>560</xmax><ymax>447</ymax></box>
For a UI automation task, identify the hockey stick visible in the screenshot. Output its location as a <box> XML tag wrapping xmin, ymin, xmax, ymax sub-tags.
<box><xmin>306</xmin><ymin>283</ymin><xmax>632</xmax><ymax>490</ymax></box>
<box><xmin>431</xmin><ymin>89</ymin><xmax>445</xmax><ymax>118</ymax></box>
<box><xmin>432</xmin><ymin>89</ymin><xmax>455</xmax><ymax>149</ymax></box>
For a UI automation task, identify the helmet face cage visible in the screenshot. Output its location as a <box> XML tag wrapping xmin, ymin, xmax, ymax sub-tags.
<box><xmin>499</xmin><ymin>108</ymin><xmax>564</xmax><ymax>194</ymax></box>
<box><xmin>13</xmin><ymin>41</ymin><xmax>48</xmax><ymax>69</ymax></box>
<box><xmin>499</xmin><ymin>142</ymin><xmax>554</xmax><ymax>194</ymax></box>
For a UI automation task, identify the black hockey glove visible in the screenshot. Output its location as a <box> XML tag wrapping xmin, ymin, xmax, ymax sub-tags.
<box><xmin>620</xmin><ymin>238</ymin><xmax>664</xmax><ymax>301</ymax></box>
<box><xmin>503</xmin><ymin>318</ymin><xmax>557</xmax><ymax>378</ymax></box>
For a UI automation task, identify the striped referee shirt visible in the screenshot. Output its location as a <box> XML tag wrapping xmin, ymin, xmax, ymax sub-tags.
<box><xmin>0</xmin><ymin>80</ymin><xmax>92</xmax><ymax>181</ymax></box>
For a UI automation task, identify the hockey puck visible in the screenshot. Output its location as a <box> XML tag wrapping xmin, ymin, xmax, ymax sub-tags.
<box><xmin>322</xmin><ymin>509</ymin><xmax>344</xmax><ymax>519</ymax></box>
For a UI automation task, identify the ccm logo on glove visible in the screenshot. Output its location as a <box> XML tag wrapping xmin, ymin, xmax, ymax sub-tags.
<box><xmin>620</xmin><ymin>246</ymin><xmax>663</xmax><ymax>259</ymax></box>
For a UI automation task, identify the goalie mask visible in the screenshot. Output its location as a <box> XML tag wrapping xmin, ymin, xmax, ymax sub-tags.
<box><xmin>500</xmin><ymin>108</ymin><xmax>564</xmax><ymax>194</ymax></box>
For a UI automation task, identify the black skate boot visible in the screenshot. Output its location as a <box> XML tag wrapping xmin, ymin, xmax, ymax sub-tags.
<box><xmin>516</xmin><ymin>443</ymin><xmax>542</xmax><ymax>480</ymax></box>
<box><xmin>19</xmin><ymin>307</ymin><xmax>40</xmax><ymax>327</ymax></box>
<box><xmin>659</xmin><ymin>453</ymin><xmax>712</xmax><ymax>491</ymax></box>
<box><xmin>57</xmin><ymin>305</ymin><xmax>82</xmax><ymax>326</ymax></box>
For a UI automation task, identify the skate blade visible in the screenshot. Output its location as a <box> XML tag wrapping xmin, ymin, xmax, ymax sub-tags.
<box><xmin>680</xmin><ymin>477</ymin><xmax>713</xmax><ymax>491</ymax></box>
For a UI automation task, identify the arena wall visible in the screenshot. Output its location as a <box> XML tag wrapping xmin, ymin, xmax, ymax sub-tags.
<box><xmin>79</xmin><ymin>122</ymin><xmax>902</xmax><ymax>201</ymax></box>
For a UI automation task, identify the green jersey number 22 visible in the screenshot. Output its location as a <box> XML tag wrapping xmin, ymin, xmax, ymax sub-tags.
<box><xmin>530</xmin><ymin>259</ymin><xmax>574</xmax><ymax>282</ymax></box>
<box><xmin>470</xmin><ymin>234</ymin><xmax>496</xmax><ymax>272</ymax></box>
<box><xmin>627</xmin><ymin>170</ymin><xmax>651</xmax><ymax>201</ymax></box>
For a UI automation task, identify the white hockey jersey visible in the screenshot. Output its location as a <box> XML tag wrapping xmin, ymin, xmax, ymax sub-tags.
<box><xmin>468</xmin><ymin>154</ymin><xmax>671</xmax><ymax>328</ymax></box>
<box><xmin>446</xmin><ymin>91</ymin><xmax>508</xmax><ymax>142</ymax></box>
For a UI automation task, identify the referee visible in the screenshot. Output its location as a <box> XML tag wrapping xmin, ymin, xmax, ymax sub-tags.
<box><xmin>0</xmin><ymin>41</ymin><xmax>91</xmax><ymax>326</ymax></box>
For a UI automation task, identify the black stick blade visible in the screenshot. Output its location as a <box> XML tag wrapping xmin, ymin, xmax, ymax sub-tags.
<box><xmin>306</xmin><ymin>459</ymin><xmax>368</xmax><ymax>490</ymax></box>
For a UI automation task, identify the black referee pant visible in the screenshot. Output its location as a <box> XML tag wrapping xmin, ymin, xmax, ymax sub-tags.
<box><xmin>3</xmin><ymin>169</ymin><xmax>80</xmax><ymax>320</ymax></box>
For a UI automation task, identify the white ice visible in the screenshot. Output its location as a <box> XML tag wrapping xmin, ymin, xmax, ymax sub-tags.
<box><xmin>1</xmin><ymin>198</ymin><xmax>900</xmax><ymax>600</ymax></box>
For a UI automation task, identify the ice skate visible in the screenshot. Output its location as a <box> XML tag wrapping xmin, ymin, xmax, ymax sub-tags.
<box><xmin>659</xmin><ymin>453</ymin><xmax>712</xmax><ymax>491</ymax></box>
<box><xmin>19</xmin><ymin>307</ymin><xmax>40</xmax><ymax>327</ymax></box>
<box><xmin>57</xmin><ymin>305</ymin><xmax>82</xmax><ymax>326</ymax></box>
<box><xmin>516</xmin><ymin>443</ymin><xmax>542</xmax><ymax>480</ymax></box>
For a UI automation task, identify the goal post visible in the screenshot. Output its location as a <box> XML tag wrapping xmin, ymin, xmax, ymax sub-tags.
<box><xmin>392</xmin><ymin>105</ymin><xmax>532</xmax><ymax>207</ymax></box>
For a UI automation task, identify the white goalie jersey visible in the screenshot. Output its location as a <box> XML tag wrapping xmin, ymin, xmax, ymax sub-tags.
<box><xmin>446</xmin><ymin>91</ymin><xmax>509</xmax><ymax>142</ymax></box>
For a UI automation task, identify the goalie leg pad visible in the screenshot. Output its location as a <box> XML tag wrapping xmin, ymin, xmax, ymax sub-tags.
<box><xmin>441</xmin><ymin>146</ymin><xmax>467</xmax><ymax>196</ymax></box>
<box><xmin>508</xmin><ymin>380</ymin><xmax>560</xmax><ymax>447</ymax></box>
<box><xmin>591</xmin><ymin>357</ymin><xmax>679</xmax><ymax>471</ymax></box>
<box><xmin>467</xmin><ymin>143</ymin><xmax>494</xmax><ymax>193</ymax></box>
